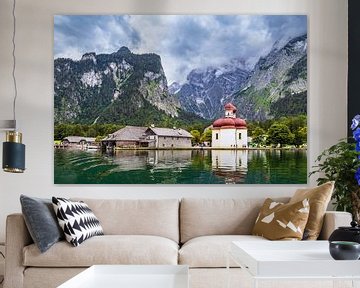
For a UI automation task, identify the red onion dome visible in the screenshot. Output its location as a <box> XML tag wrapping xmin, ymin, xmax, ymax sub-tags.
<box><xmin>213</xmin><ymin>117</ymin><xmax>247</xmax><ymax>128</ymax></box>
<box><xmin>224</xmin><ymin>103</ymin><xmax>237</xmax><ymax>112</ymax></box>
<box><xmin>213</xmin><ymin>118</ymin><xmax>235</xmax><ymax>128</ymax></box>
<box><xmin>234</xmin><ymin>118</ymin><xmax>247</xmax><ymax>128</ymax></box>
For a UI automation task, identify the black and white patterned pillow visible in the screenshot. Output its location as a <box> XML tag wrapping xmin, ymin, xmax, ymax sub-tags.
<box><xmin>52</xmin><ymin>197</ymin><xmax>104</xmax><ymax>247</ymax></box>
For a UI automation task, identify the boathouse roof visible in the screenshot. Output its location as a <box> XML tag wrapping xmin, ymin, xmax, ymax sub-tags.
<box><xmin>102</xmin><ymin>126</ymin><xmax>147</xmax><ymax>141</ymax></box>
<box><xmin>146</xmin><ymin>127</ymin><xmax>193</xmax><ymax>138</ymax></box>
<box><xmin>63</xmin><ymin>136</ymin><xmax>96</xmax><ymax>143</ymax></box>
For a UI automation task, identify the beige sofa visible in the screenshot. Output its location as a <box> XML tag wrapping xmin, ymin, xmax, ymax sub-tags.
<box><xmin>4</xmin><ymin>198</ymin><xmax>352</xmax><ymax>288</ymax></box>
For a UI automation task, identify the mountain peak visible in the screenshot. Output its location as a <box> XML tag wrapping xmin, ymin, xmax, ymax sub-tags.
<box><xmin>81</xmin><ymin>52</ymin><xmax>96</xmax><ymax>62</ymax></box>
<box><xmin>116</xmin><ymin>46</ymin><xmax>132</xmax><ymax>55</ymax></box>
<box><xmin>232</xmin><ymin>34</ymin><xmax>307</xmax><ymax>121</ymax></box>
<box><xmin>271</xmin><ymin>36</ymin><xmax>291</xmax><ymax>52</ymax></box>
<box><xmin>54</xmin><ymin>47</ymin><xmax>182</xmax><ymax>124</ymax></box>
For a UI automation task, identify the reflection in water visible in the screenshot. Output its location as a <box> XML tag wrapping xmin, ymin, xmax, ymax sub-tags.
<box><xmin>147</xmin><ymin>150</ymin><xmax>192</xmax><ymax>169</ymax></box>
<box><xmin>107</xmin><ymin>150</ymin><xmax>193</xmax><ymax>171</ymax></box>
<box><xmin>54</xmin><ymin>149</ymin><xmax>307</xmax><ymax>184</ymax></box>
<box><xmin>246</xmin><ymin>149</ymin><xmax>307</xmax><ymax>184</ymax></box>
<box><xmin>212</xmin><ymin>150</ymin><xmax>248</xmax><ymax>184</ymax></box>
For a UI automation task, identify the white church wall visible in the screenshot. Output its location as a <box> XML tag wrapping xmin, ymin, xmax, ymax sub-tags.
<box><xmin>220</xmin><ymin>128</ymin><xmax>238</xmax><ymax>148</ymax></box>
<box><xmin>236</xmin><ymin>129</ymin><xmax>248</xmax><ymax>148</ymax></box>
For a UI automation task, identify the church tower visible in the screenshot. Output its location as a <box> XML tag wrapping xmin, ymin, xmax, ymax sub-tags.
<box><xmin>211</xmin><ymin>103</ymin><xmax>248</xmax><ymax>148</ymax></box>
<box><xmin>224</xmin><ymin>103</ymin><xmax>236</xmax><ymax>118</ymax></box>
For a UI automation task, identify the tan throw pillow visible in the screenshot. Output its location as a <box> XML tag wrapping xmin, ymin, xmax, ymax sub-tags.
<box><xmin>289</xmin><ymin>181</ymin><xmax>334</xmax><ymax>240</ymax></box>
<box><xmin>252</xmin><ymin>198</ymin><xmax>310</xmax><ymax>240</ymax></box>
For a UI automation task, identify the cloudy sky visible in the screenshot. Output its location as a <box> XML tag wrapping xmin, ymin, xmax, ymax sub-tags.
<box><xmin>54</xmin><ymin>15</ymin><xmax>307</xmax><ymax>84</ymax></box>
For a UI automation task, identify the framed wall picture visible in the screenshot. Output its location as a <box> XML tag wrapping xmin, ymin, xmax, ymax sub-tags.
<box><xmin>54</xmin><ymin>15</ymin><xmax>307</xmax><ymax>184</ymax></box>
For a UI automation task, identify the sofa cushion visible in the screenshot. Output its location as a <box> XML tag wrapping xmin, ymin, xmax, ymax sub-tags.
<box><xmin>72</xmin><ymin>199</ymin><xmax>179</xmax><ymax>243</ymax></box>
<box><xmin>180</xmin><ymin>198</ymin><xmax>289</xmax><ymax>243</ymax></box>
<box><xmin>179</xmin><ymin>235</ymin><xmax>267</xmax><ymax>268</ymax></box>
<box><xmin>23</xmin><ymin>235</ymin><xmax>178</xmax><ymax>267</ymax></box>
<box><xmin>24</xmin><ymin>268</ymin><xmax>86</xmax><ymax>288</ymax></box>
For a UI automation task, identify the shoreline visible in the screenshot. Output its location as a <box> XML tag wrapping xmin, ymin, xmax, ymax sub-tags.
<box><xmin>113</xmin><ymin>147</ymin><xmax>307</xmax><ymax>151</ymax></box>
<box><xmin>54</xmin><ymin>146</ymin><xmax>307</xmax><ymax>151</ymax></box>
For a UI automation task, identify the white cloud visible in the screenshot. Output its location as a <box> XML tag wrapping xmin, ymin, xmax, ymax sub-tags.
<box><xmin>54</xmin><ymin>15</ymin><xmax>307</xmax><ymax>84</ymax></box>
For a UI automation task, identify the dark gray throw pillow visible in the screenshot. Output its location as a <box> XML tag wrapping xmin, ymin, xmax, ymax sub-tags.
<box><xmin>20</xmin><ymin>195</ymin><xmax>64</xmax><ymax>253</ymax></box>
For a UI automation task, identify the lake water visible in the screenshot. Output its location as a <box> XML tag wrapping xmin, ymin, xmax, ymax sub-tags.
<box><xmin>54</xmin><ymin>149</ymin><xmax>307</xmax><ymax>184</ymax></box>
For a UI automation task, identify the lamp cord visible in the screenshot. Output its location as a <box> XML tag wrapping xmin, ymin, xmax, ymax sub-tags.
<box><xmin>11</xmin><ymin>0</ymin><xmax>17</xmax><ymax>129</ymax></box>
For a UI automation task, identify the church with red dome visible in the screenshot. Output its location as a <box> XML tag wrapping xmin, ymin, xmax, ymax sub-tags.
<box><xmin>211</xmin><ymin>103</ymin><xmax>248</xmax><ymax>148</ymax></box>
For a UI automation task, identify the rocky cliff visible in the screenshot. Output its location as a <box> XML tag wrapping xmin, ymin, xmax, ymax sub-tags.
<box><xmin>55</xmin><ymin>34</ymin><xmax>307</xmax><ymax>126</ymax></box>
<box><xmin>233</xmin><ymin>34</ymin><xmax>307</xmax><ymax>121</ymax></box>
<box><xmin>174</xmin><ymin>59</ymin><xmax>250</xmax><ymax>119</ymax></box>
<box><xmin>174</xmin><ymin>34</ymin><xmax>307</xmax><ymax>121</ymax></box>
<box><xmin>54</xmin><ymin>47</ymin><xmax>181</xmax><ymax>125</ymax></box>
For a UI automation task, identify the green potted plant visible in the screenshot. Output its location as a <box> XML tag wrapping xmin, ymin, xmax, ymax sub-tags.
<box><xmin>310</xmin><ymin>115</ymin><xmax>360</xmax><ymax>222</ymax></box>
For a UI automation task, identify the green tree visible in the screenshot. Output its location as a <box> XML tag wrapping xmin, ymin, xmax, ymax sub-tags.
<box><xmin>190</xmin><ymin>130</ymin><xmax>201</xmax><ymax>145</ymax></box>
<box><xmin>54</xmin><ymin>124</ymin><xmax>66</xmax><ymax>140</ymax></box>
<box><xmin>293</xmin><ymin>126</ymin><xmax>307</xmax><ymax>147</ymax></box>
<box><xmin>56</xmin><ymin>124</ymin><xmax>76</xmax><ymax>139</ymax></box>
<box><xmin>200</xmin><ymin>129</ymin><xmax>212</xmax><ymax>143</ymax></box>
<box><xmin>267</xmin><ymin>123</ymin><xmax>294</xmax><ymax>147</ymax></box>
<box><xmin>246</xmin><ymin>122</ymin><xmax>256</xmax><ymax>137</ymax></box>
<box><xmin>104</xmin><ymin>124</ymin><xmax>122</xmax><ymax>136</ymax></box>
<box><xmin>95</xmin><ymin>135</ymin><xmax>104</xmax><ymax>142</ymax></box>
<box><xmin>279</xmin><ymin>115</ymin><xmax>307</xmax><ymax>134</ymax></box>
<box><xmin>251</xmin><ymin>127</ymin><xmax>267</xmax><ymax>146</ymax></box>
<box><xmin>87</xmin><ymin>127</ymin><xmax>97</xmax><ymax>137</ymax></box>
<box><xmin>73</xmin><ymin>124</ymin><xmax>85</xmax><ymax>136</ymax></box>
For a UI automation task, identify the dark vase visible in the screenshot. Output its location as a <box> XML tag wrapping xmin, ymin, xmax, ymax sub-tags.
<box><xmin>329</xmin><ymin>241</ymin><xmax>360</xmax><ymax>260</ymax></box>
<box><xmin>328</xmin><ymin>221</ymin><xmax>360</xmax><ymax>244</ymax></box>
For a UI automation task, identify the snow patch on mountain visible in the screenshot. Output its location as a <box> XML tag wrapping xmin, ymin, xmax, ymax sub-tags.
<box><xmin>176</xmin><ymin>58</ymin><xmax>250</xmax><ymax>119</ymax></box>
<box><xmin>81</xmin><ymin>70</ymin><xmax>102</xmax><ymax>87</ymax></box>
<box><xmin>168</xmin><ymin>82</ymin><xmax>181</xmax><ymax>95</ymax></box>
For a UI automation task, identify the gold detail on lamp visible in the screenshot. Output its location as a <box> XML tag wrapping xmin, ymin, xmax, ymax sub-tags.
<box><xmin>6</xmin><ymin>131</ymin><xmax>22</xmax><ymax>143</ymax></box>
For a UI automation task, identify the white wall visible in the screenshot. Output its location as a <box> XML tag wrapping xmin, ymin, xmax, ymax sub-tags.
<box><xmin>0</xmin><ymin>0</ymin><xmax>348</xmax><ymax>242</ymax></box>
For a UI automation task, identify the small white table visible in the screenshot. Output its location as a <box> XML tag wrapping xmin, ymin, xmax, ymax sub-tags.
<box><xmin>228</xmin><ymin>241</ymin><xmax>360</xmax><ymax>288</ymax></box>
<box><xmin>58</xmin><ymin>265</ymin><xmax>189</xmax><ymax>288</ymax></box>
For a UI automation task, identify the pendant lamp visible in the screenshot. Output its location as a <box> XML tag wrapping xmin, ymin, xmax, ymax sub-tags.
<box><xmin>1</xmin><ymin>0</ymin><xmax>25</xmax><ymax>173</ymax></box>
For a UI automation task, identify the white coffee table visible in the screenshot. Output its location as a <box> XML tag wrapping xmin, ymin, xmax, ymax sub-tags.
<box><xmin>228</xmin><ymin>241</ymin><xmax>360</xmax><ymax>288</ymax></box>
<box><xmin>58</xmin><ymin>265</ymin><xmax>189</xmax><ymax>288</ymax></box>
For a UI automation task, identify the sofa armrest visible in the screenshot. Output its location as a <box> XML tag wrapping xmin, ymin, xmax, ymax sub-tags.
<box><xmin>4</xmin><ymin>213</ymin><xmax>33</xmax><ymax>288</ymax></box>
<box><xmin>318</xmin><ymin>211</ymin><xmax>352</xmax><ymax>240</ymax></box>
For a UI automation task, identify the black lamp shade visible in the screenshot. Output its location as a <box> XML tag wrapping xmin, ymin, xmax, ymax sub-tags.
<box><xmin>3</xmin><ymin>141</ymin><xmax>25</xmax><ymax>173</ymax></box>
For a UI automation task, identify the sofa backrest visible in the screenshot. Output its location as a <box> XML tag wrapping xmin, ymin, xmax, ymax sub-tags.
<box><xmin>74</xmin><ymin>198</ymin><xmax>180</xmax><ymax>243</ymax></box>
<box><xmin>180</xmin><ymin>198</ymin><xmax>289</xmax><ymax>243</ymax></box>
